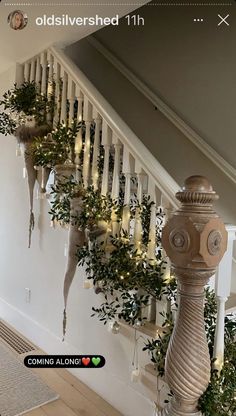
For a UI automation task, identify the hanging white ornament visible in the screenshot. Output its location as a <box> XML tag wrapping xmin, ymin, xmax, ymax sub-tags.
<box><xmin>16</xmin><ymin>143</ymin><xmax>22</xmax><ymax>157</ymax></box>
<box><xmin>107</xmin><ymin>320</ymin><xmax>115</xmax><ymax>333</ymax></box>
<box><xmin>83</xmin><ymin>279</ymin><xmax>93</xmax><ymax>289</ymax></box>
<box><xmin>131</xmin><ymin>367</ymin><xmax>141</xmax><ymax>383</ymax></box>
<box><xmin>108</xmin><ymin>321</ymin><xmax>120</xmax><ymax>334</ymax></box>
<box><xmin>64</xmin><ymin>242</ymin><xmax>68</xmax><ymax>257</ymax></box>
<box><xmin>112</xmin><ymin>321</ymin><xmax>120</xmax><ymax>334</ymax></box>
<box><xmin>131</xmin><ymin>329</ymin><xmax>141</xmax><ymax>383</ymax></box>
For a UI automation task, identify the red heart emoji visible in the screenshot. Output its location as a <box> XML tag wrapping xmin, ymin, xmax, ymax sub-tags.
<box><xmin>82</xmin><ymin>357</ymin><xmax>90</xmax><ymax>366</ymax></box>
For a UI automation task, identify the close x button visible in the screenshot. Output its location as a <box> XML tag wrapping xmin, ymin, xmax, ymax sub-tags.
<box><xmin>217</xmin><ymin>14</ymin><xmax>230</xmax><ymax>27</ymax></box>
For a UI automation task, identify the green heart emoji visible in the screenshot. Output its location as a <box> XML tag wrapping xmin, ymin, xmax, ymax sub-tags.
<box><xmin>92</xmin><ymin>357</ymin><xmax>101</xmax><ymax>367</ymax></box>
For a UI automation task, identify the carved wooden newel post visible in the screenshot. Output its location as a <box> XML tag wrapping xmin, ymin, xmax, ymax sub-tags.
<box><xmin>161</xmin><ymin>176</ymin><xmax>227</xmax><ymax>416</ymax></box>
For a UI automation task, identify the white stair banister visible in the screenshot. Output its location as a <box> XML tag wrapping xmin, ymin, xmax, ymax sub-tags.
<box><xmin>74</xmin><ymin>88</ymin><xmax>84</xmax><ymax>181</ymax></box>
<box><xmin>60</xmin><ymin>70</ymin><xmax>68</xmax><ymax>124</ymax></box>
<box><xmin>41</xmin><ymin>51</ymin><xmax>47</xmax><ymax>96</ymax></box>
<box><xmin>161</xmin><ymin>193</ymin><xmax>173</xmax><ymax>224</ymax></box>
<box><xmin>122</xmin><ymin>147</ymin><xmax>134</xmax><ymax>235</ymax></box>
<box><xmin>68</xmin><ymin>78</ymin><xmax>76</xmax><ymax>126</ymax></box>
<box><xmin>82</xmin><ymin>96</ymin><xmax>93</xmax><ymax>188</ymax></box>
<box><xmin>54</xmin><ymin>61</ymin><xmax>61</xmax><ymax>126</ymax></box>
<box><xmin>47</xmin><ymin>52</ymin><xmax>54</xmax><ymax>122</ymax></box>
<box><xmin>47</xmin><ymin>52</ymin><xmax>54</xmax><ymax>93</ymax></box>
<box><xmin>111</xmin><ymin>135</ymin><xmax>122</xmax><ymax>236</ymax></box>
<box><xmin>134</xmin><ymin>160</ymin><xmax>146</xmax><ymax>252</ymax></box>
<box><xmin>213</xmin><ymin>224</ymin><xmax>236</xmax><ymax>371</ymax></box>
<box><xmin>111</xmin><ymin>135</ymin><xmax>122</xmax><ymax>200</ymax></box>
<box><xmin>101</xmin><ymin>120</ymin><xmax>112</xmax><ymax>195</ymax></box>
<box><xmin>76</xmin><ymin>87</ymin><xmax>83</xmax><ymax>123</ymax></box>
<box><xmin>35</xmin><ymin>56</ymin><xmax>41</xmax><ymax>88</ymax></box>
<box><xmin>15</xmin><ymin>63</ymin><xmax>24</xmax><ymax>87</ymax></box>
<box><xmin>24</xmin><ymin>62</ymin><xmax>30</xmax><ymax>83</ymax></box>
<box><xmin>147</xmin><ymin>177</ymin><xmax>157</xmax><ymax>262</ymax></box>
<box><xmin>48</xmin><ymin>45</ymin><xmax>179</xmax><ymax>209</ymax></box>
<box><xmin>30</xmin><ymin>59</ymin><xmax>36</xmax><ymax>83</ymax></box>
<box><xmin>92</xmin><ymin>110</ymin><xmax>102</xmax><ymax>191</ymax></box>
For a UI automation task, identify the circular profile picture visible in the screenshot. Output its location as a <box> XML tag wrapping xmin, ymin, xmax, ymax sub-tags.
<box><xmin>8</xmin><ymin>10</ymin><xmax>28</xmax><ymax>31</ymax></box>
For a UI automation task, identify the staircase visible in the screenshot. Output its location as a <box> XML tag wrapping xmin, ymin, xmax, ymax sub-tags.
<box><xmin>15</xmin><ymin>46</ymin><xmax>236</xmax><ymax>415</ymax></box>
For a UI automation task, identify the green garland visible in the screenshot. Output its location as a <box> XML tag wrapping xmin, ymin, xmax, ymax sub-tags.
<box><xmin>78</xmin><ymin>235</ymin><xmax>170</xmax><ymax>326</ymax></box>
<box><xmin>0</xmin><ymin>112</ymin><xmax>17</xmax><ymax>136</ymax></box>
<box><xmin>33</xmin><ymin>121</ymin><xmax>80</xmax><ymax>168</ymax></box>
<box><xmin>0</xmin><ymin>82</ymin><xmax>54</xmax><ymax>128</ymax></box>
<box><xmin>49</xmin><ymin>179</ymin><xmax>118</xmax><ymax>229</ymax></box>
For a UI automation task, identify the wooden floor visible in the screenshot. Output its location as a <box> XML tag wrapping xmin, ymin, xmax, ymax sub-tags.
<box><xmin>22</xmin><ymin>352</ymin><xmax>123</xmax><ymax>416</ymax></box>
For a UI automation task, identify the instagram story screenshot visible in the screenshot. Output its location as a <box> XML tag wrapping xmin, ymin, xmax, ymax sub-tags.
<box><xmin>0</xmin><ymin>1</ymin><xmax>235</xmax><ymax>415</ymax></box>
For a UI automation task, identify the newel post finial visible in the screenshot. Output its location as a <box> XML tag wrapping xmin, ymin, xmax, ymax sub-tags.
<box><xmin>161</xmin><ymin>176</ymin><xmax>227</xmax><ymax>416</ymax></box>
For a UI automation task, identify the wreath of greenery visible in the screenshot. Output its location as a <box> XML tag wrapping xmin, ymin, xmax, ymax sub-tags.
<box><xmin>0</xmin><ymin>81</ymin><xmax>57</xmax><ymax>139</ymax></box>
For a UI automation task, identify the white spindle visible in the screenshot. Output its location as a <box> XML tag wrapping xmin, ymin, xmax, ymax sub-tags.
<box><xmin>68</xmin><ymin>78</ymin><xmax>75</xmax><ymax>126</ymax></box>
<box><xmin>35</xmin><ymin>56</ymin><xmax>41</xmax><ymax>88</ymax></box>
<box><xmin>111</xmin><ymin>135</ymin><xmax>122</xmax><ymax>236</ymax></box>
<box><xmin>15</xmin><ymin>64</ymin><xmax>24</xmax><ymax>87</ymax></box>
<box><xmin>24</xmin><ymin>62</ymin><xmax>30</xmax><ymax>82</ymax></box>
<box><xmin>161</xmin><ymin>194</ymin><xmax>172</xmax><ymax>223</ymax></box>
<box><xmin>213</xmin><ymin>225</ymin><xmax>236</xmax><ymax>371</ymax></box>
<box><xmin>47</xmin><ymin>53</ymin><xmax>54</xmax><ymax>94</ymax></box>
<box><xmin>92</xmin><ymin>111</ymin><xmax>102</xmax><ymax>190</ymax></box>
<box><xmin>74</xmin><ymin>89</ymin><xmax>83</xmax><ymax>181</ymax></box>
<box><xmin>134</xmin><ymin>161</ymin><xmax>146</xmax><ymax>252</ymax></box>
<box><xmin>30</xmin><ymin>60</ymin><xmax>36</xmax><ymax>82</ymax></box>
<box><xmin>147</xmin><ymin>178</ymin><xmax>157</xmax><ymax>263</ymax></box>
<box><xmin>101</xmin><ymin>121</ymin><xmax>112</xmax><ymax>196</ymax></box>
<box><xmin>46</xmin><ymin>53</ymin><xmax>54</xmax><ymax>123</ymax></box>
<box><xmin>60</xmin><ymin>71</ymin><xmax>68</xmax><ymax>124</ymax></box>
<box><xmin>41</xmin><ymin>51</ymin><xmax>47</xmax><ymax>95</ymax></box>
<box><xmin>82</xmin><ymin>97</ymin><xmax>93</xmax><ymax>188</ymax></box>
<box><xmin>121</xmin><ymin>148</ymin><xmax>134</xmax><ymax>234</ymax></box>
<box><xmin>111</xmin><ymin>135</ymin><xmax>122</xmax><ymax>200</ymax></box>
<box><xmin>53</xmin><ymin>61</ymin><xmax>61</xmax><ymax>127</ymax></box>
<box><xmin>76</xmin><ymin>88</ymin><xmax>83</xmax><ymax>123</ymax></box>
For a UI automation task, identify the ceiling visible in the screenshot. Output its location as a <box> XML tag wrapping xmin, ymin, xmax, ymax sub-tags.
<box><xmin>0</xmin><ymin>0</ymin><xmax>148</xmax><ymax>74</ymax></box>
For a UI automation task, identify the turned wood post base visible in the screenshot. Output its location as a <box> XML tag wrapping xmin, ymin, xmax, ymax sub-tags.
<box><xmin>161</xmin><ymin>176</ymin><xmax>227</xmax><ymax>416</ymax></box>
<box><xmin>160</xmin><ymin>402</ymin><xmax>202</xmax><ymax>416</ymax></box>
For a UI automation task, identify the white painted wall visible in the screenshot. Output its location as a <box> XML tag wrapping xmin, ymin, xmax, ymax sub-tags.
<box><xmin>0</xmin><ymin>69</ymin><xmax>159</xmax><ymax>416</ymax></box>
<box><xmin>91</xmin><ymin>3</ymin><xmax>236</xmax><ymax>170</ymax></box>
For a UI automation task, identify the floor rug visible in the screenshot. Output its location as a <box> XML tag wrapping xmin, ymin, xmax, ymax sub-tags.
<box><xmin>0</xmin><ymin>342</ymin><xmax>59</xmax><ymax>416</ymax></box>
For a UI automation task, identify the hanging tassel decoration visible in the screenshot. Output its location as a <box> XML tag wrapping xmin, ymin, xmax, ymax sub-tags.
<box><xmin>131</xmin><ymin>329</ymin><xmax>141</xmax><ymax>383</ymax></box>
<box><xmin>63</xmin><ymin>193</ymin><xmax>86</xmax><ymax>339</ymax></box>
<box><xmin>24</xmin><ymin>143</ymin><xmax>37</xmax><ymax>248</ymax></box>
<box><xmin>28</xmin><ymin>209</ymin><xmax>35</xmax><ymax>249</ymax></box>
<box><xmin>15</xmin><ymin>123</ymin><xmax>52</xmax><ymax>247</ymax></box>
<box><xmin>62</xmin><ymin>308</ymin><xmax>67</xmax><ymax>342</ymax></box>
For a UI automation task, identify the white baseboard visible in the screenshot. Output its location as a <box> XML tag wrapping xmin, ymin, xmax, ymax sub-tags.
<box><xmin>0</xmin><ymin>296</ymin><xmax>155</xmax><ymax>416</ymax></box>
